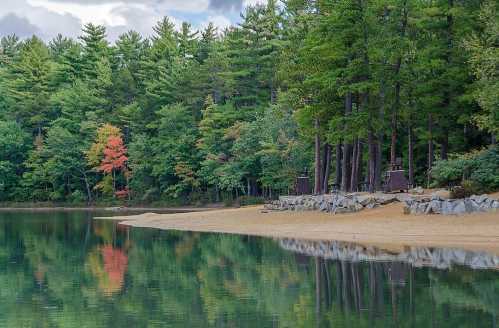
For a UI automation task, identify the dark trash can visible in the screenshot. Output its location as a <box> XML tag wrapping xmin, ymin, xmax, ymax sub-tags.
<box><xmin>295</xmin><ymin>176</ymin><xmax>311</xmax><ymax>195</ymax></box>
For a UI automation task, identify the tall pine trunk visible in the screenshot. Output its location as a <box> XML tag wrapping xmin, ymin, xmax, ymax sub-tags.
<box><xmin>350</xmin><ymin>138</ymin><xmax>358</xmax><ymax>192</ymax></box>
<box><xmin>441</xmin><ymin>0</ymin><xmax>453</xmax><ymax>161</ymax></box>
<box><xmin>375</xmin><ymin>82</ymin><xmax>386</xmax><ymax>191</ymax></box>
<box><xmin>335</xmin><ymin>144</ymin><xmax>342</xmax><ymax>190</ymax></box>
<box><xmin>322</xmin><ymin>143</ymin><xmax>332</xmax><ymax>193</ymax></box>
<box><xmin>368</xmin><ymin>130</ymin><xmax>376</xmax><ymax>193</ymax></box>
<box><xmin>408</xmin><ymin>120</ymin><xmax>415</xmax><ymax>188</ymax></box>
<box><xmin>314</xmin><ymin>118</ymin><xmax>322</xmax><ymax>194</ymax></box>
<box><xmin>341</xmin><ymin>92</ymin><xmax>353</xmax><ymax>192</ymax></box>
<box><xmin>357</xmin><ymin>139</ymin><xmax>364</xmax><ymax>190</ymax></box>
<box><xmin>390</xmin><ymin>98</ymin><xmax>398</xmax><ymax>166</ymax></box>
<box><xmin>428</xmin><ymin>113</ymin><xmax>434</xmax><ymax>188</ymax></box>
<box><xmin>390</xmin><ymin>1</ymin><xmax>408</xmax><ymax>166</ymax></box>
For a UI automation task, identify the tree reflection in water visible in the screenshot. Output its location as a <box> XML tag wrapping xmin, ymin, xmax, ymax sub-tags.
<box><xmin>0</xmin><ymin>211</ymin><xmax>497</xmax><ymax>327</ymax></box>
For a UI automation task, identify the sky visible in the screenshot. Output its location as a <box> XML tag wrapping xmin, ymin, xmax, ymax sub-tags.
<box><xmin>0</xmin><ymin>0</ymin><xmax>266</xmax><ymax>42</ymax></box>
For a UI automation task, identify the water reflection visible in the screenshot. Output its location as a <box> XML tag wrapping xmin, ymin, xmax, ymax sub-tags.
<box><xmin>279</xmin><ymin>238</ymin><xmax>499</xmax><ymax>270</ymax></box>
<box><xmin>0</xmin><ymin>211</ymin><xmax>497</xmax><ymax>327</ymax></box>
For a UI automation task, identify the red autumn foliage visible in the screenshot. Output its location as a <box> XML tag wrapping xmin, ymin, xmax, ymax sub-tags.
<box><xmin>115</xmin><ymin>188</ymin><xmax>130</xmax><ymax>199</ymax></box>
<box><xmin>99</xmin><ymin>136</ymin><xmax>128</xmax><ymax>173</ymax></box>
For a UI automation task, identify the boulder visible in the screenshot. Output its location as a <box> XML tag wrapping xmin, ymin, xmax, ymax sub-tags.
<box><xmin>441</xmin><ymin>200</ymin><xmax>454</xmax><ymax>215</ymax></box>
<box><xmin>453</xmin><ymin>201</ymin><xmax>466</xmax><ymax>215</ymax></box>
<box><xmin>357</xmin><ymin>195</ymin><xmax>376</xmax><ymax>207</ymax></box>
<box><xmin>431</xmin><ymin>189</ymin><xmax>451</xmax><ymax>200</ymax></box>
<box><xmin>429</xmin><ymin>200</ymin><xmax>442</xmax><ymax>214</ymax></box>
<box><xmin>409</xmin><ymin>186</ymin><xmax>425</xmax><ymax>195</ymax></box>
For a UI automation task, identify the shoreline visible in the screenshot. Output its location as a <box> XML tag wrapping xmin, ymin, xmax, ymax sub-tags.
<box><xmin>0</xmin><ymin>206</ymin><xmax>223</xmax><ymax>213</ymax></box>
<box><xmin>98</xmin><ymin>203</ymin><xmax>499</xmax><ymax>255</ymax></box>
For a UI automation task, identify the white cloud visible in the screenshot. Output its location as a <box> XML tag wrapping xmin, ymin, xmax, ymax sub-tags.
<box><xmin>28</xmin><ymin>0</ymin><xmax>129</xmax><ymax>26</ymax></box>
<box><xmin>0</xmin><ymin>0</ymin><xmax>82</xmax><ymax>39</ymax></box>
<box><xmin>200</xmin><ymin>15</ymin><xmax>232</xmax><ymax>32</ymax></box>
<box><xmin>243</xmin><ymin>0</ymin><xmax>267</xmax><ymax>7</ymax></box>
<box><xmin>0</xmin><ymin>0</ymin><xmax>268</xmax><ymax>42</ymax></box>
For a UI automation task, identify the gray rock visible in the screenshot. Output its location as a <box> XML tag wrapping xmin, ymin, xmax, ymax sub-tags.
<box><xmin>453</xmin><ymin>201</ymin><xmax>466</xmax><ymax>215</ymax></box>
<box><xmin>464</xmin><ymin>199</ymin><xmax>475</xmax><ymax>213</ymax></box>
<box><xmin>357</xmin><ymin>195</ymin><xmax>376</xmax><ymax>206</ymax></box>
<box><xmin>429</xmin><ymin>200</ymin><xmax>442</xmax><ymax>214</ymax></box>
<box><xmin>418</xmin><ymin>203</ymin><xmax>428</xmax><ymax>214</ymax></box>
<box><xmin>409</xmin><ymin>186</ymin><xmax>424</xmax><ymax>195</ymax></box>
<box><xmin>441</xmin><ymin>200</ymin><xmax>454</xmax><ymax>215</ymax></box>
<box><xmin>432</xmin><ymin>189</ymin><xmax>451</xmax><ymax>200</ymax></box>
<box><xmin>268</xmin><ymin>193</ymin><xmax>498</xmax><ymax>216</ymax></box>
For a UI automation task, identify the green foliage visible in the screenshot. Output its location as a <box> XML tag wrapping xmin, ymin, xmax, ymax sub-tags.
<box><xmin>0</xmin><ymin>0</ymin><xmax>496</xmax><ymax>204</ymax></box>
<box><xmin>237</xmin><ymin>195</ymin><xmax>266</xmax><ymax>206</ymax></box>
<box><xmin>0</xmin><ymin>121</ymin><xmax>30</xmax><ymax>200</ymax></box>
<box><xmin>464</xmin><ymin>1</ymin><xmax>499</xmax><ymax>137</ymax></box>
<box><xmin>432</xmin><ymin>146</ymin><xmax>499</xmax><ymax>192</ymax></box>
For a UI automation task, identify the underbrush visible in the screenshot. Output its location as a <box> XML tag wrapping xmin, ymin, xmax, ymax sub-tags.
<box><xmin>431</xmin><ymin>145</ymin><xmax>499</xmax><ymax>197</ymax></box>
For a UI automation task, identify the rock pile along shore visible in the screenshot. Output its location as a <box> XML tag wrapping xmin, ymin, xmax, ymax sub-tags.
<box><xmin>265</xmin><ymin>193</ymin><xmax>409</xmax><ymax>214</ymax></box>
<box><xmin>265</xmin><ymin>192</ymin><xmax>499</xmax><ymax>216</ymax></box>
<box><xmin>404</xmin><ymin>194</ymin><xmax>499</xmax><ymax>215</ymax></box>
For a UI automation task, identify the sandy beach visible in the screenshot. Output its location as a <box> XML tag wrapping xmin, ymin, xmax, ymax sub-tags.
<box><xmin>99</xmin><ymin>201</ymin><xmax>499</xmax><ymax>255</ymax></box>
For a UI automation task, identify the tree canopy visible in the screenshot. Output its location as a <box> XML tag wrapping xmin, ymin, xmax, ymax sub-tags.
<box><xmin>0</xmin><ymin>0</ymin><xmax>497</xmax><ymax>204</ymax></box>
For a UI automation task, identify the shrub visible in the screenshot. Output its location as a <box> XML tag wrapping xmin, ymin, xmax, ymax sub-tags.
<box><xmin>469</xmin><ymin>146</ymin><xmax>499</xmax><ymax>190</ymax></box>
<box><xmin>450</xmin><ymin>180</ymin><xmax>483</xmax><ymax>199</ymax></box>
<box><xmin>237</xmin><ymin>196</ymin><xmax>265</xmax><ymax>206</ymax></box>
<box><xmin>431</xmin><ymin>156</ymin><xmax>470</xmax><ymax>187</ymax></box>
<box><xmin>432</xmin><ymin>145</ymin><xmax>499</xmax><ymax>193</ymax></box>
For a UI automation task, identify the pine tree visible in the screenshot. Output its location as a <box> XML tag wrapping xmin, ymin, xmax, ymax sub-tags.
<box><xmin>3</xmin><ymin>36</ymin><xmax>54</xmax><ymax>133</ymax></box>
<box><xmin>79</xmin><ymin>23</ymin><xmax>109</xmax><ymax>79</ymax></box>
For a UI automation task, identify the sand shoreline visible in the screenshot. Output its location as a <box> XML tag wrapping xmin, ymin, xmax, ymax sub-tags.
<box><xmin>98</xmin><ymin>203</ymin><xmax>499</xmax><ymax>255</ymax></box>
<box><xmin>0</xmin><ymin>206</ymin><xmax>221</xmax><ymax>213</ymax></box>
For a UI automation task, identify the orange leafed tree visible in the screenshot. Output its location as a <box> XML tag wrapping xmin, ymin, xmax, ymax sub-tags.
<box><xmin>99</xmin><ymin>136</ymin><xmax>128</xmax><ymax>173</ymax></box>
<box><xmin>97</xmin><ymin>135</ymin><xmax>130</xmax><ymax>197</ymax></box>
<box><xmin>87</xmin><ymin>124</ymin><xmax>121</xmax><ymax>167</ymax></box>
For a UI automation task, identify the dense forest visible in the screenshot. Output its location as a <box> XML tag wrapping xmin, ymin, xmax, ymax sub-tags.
<box><xmin>0</xmin><ymin>0</ymin><xmax>498</xmax><ymax>205</ymax></box>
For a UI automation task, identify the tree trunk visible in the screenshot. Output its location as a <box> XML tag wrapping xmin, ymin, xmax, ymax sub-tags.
<box><xmin>408</xmin><ymin>121</ymin><xmax>415</xmax><ymax>188</ymax></box>
<box><xmin>83</xmin><ymin>171</ymin><xmax>92</xmax><ymax>204</ymax></box>
<box><xmin>322</xmin><ymin>143</ymin><xmax>332</xmax><ymax>193</ymax></box>
<box><xmin>428</xmin><ymin>113</ymin><xmax>434</xmax><ymax>188</ymax></box>
<box><xmin>112</xmin><ymin>170</ymin><xmax>116</xmax><ymax>197</ymax></box>
<box><xmin>390</xmin><ymin>0</ymin><xmax>407</xmax><ymax>166</ymax></box>
<box><xmin>342</xmin><ymin>146</ymin><xmax>352</xmax><ymax>192</ymax></box>
<box><xmin>247</xmin><ymin>177</ymin><xmax>251</xmax><ymax>196</ymax></box>
<box><xmin>350</xmin><ymin>138</ymin><xmax>358</xmax><ymax>192</ymax></box>
<box><xmin>314</xmin><ymin>118</ymin><xmax>322</xmax><ymax>194</ymax></box>
<box><xmin>368</xmin><ymin>130</ymin><xmax>376</xmax><ymax>193</ymax></box>
<box><xmin>375</xmin><ymin>82</ymin><xmax>385</xmax><ymax>191</ymax></box>
<box><xmin>341</xmin><ymin>92</ymin><xmax>353</xmax><ymax>192</ymax></box>
<box><xmin>335</xmin><ymin>144</ymin><xmax>342</xmax><ymax>190</ymax></box>
<box><xmin>357</xmin><ymin>139</ymin><xmax>364</xmax><ymax>190</ymax></box>
<box><xmin>390</xmin><ymin>103</ymin><xmax>398</xmax><ymax>166</ymax></box>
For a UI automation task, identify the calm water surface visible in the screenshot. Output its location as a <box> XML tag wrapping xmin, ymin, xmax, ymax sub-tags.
<box><xmin>0</xmin><ymin>211</ymin><xmax>497</xmax><ymax>327</ymax></box>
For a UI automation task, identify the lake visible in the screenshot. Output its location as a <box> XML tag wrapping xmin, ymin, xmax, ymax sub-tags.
<box><xmin>0</xmin><ymin>211</ymin><xmax>497</xmax><ymax>327</ymax></box>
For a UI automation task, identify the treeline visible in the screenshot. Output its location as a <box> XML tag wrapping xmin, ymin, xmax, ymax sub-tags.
<box><xmin>0</xmin><ymin>0</ymin><xmax>497</xmax><ymax>204</ymax></box>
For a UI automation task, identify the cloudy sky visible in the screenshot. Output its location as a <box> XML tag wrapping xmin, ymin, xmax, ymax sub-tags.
<box><xmin>0</xmin><ymin>0</ymin><xmax>266</xmax><ymax>42</ymax></box>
